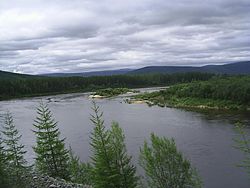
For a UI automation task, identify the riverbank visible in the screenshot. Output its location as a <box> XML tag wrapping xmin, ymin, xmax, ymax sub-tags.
<box><xmin>130</xmin><ymin>76</ymin><xmax>250</xmax><ymax>111</ymax></box>
<box><xmin>130</xmin><ymin>93</ymin><xmax>249</xmax><ymax>111</ymax></box>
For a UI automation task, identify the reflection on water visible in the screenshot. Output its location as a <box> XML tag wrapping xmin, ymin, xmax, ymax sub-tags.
<box><xmin>170</xmin><ymin>107</ymin><xmax>250</xmax><ymax>127</ymax></box>
<box><xmin>0</xmin><ymin>88</ymin><xmax>249</xmax><ymax>188</ymax></box>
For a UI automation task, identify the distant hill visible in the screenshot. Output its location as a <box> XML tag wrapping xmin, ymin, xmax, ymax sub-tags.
<box><xmin>42</xmin><ymin>69</ymin><xmax>132</xmax><ymax>77</ymax></box>
<box><xmin>201</xmin><ymin>61</ymin><xmax>250</xmax><ymax>74</ymax></box>
<box><xmin>1</xmin><ymin>61</ymin><xmax>249</xmax><ymax>79</ymax></box>
<box><xmin>129</xmin><ymin>61</ymin><xmax>250</xmax><ymax>75</ymax></box>
<box><xmin>0</xmin><ymin>70</ymin><xmax>35</xmax><ymax>79</ymax></box>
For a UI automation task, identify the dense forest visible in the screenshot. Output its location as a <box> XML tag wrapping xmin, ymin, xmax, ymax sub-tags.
<box><xmin>0</xmin><ymin>72</ymin><xmax>214</xmax><ymax>100</ymax></box>
<box><xmin>134</xmin><ymin>75</ymin><xmax>250</xmax><ymax>110</ymax></box>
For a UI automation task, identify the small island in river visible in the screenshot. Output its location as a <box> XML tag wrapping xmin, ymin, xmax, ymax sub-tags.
<box><xmin>89</xmin><ymin>87</ymin><xmax>138</xmax><ymax>98</ymax></box>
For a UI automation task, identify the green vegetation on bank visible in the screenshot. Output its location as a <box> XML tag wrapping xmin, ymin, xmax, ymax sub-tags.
<box><xmin>0</xmin><ymin>102</ymin><xmax>202</xmax><ymax>188</ymax></box>
<box><xmin>0</xmin><ymin>72</ymin><xmax>214</xmax><ymax>100</ymax></box>
<box><xmin>94</xmin><ymin>88</ymin><xmax>131</xmax><ymax>97</ymax></box>
<box><xmin>133</xmin><ymin>76</ymin><xmax>250</xmax><ymax>110</ymax></box>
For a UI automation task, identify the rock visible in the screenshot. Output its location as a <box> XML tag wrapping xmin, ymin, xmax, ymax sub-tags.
<box><xmin>89</xmin><ymin>94</ymin><xmax>105</xmax><ymax>99</ymax></box>
<box><xmin>49</xmin><ymin>184</ymin><xmax>58</xmax><ymax>188</ymax></box>
<box><xmin>29</xmin><ymin>173</ymin><xmax>91</xmax><ymax>188</ymax></box>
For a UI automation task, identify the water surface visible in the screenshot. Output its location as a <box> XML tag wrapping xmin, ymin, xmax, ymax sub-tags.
<box><xmin>0</xmin><ymin>88</ymin><xmax>249</xmax><ymax>188</ymax></box>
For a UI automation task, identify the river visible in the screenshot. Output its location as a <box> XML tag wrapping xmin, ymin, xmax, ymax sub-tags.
<box><xmin>0</xmin><ymin>87</ymin><xmax>249</xmax><ymax>188</ymax></box>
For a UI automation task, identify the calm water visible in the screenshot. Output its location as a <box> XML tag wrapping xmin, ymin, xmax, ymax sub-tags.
<box><xmin>0</xmin><ymin>88</ymin><xmax>250</xmax><ymax>188</ymax></box>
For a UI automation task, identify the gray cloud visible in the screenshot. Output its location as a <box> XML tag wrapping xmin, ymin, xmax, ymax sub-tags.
<box><xmin>0</xmin><ymin>0</ymin><xmax>249</xmax><ymax>74</ymax></box>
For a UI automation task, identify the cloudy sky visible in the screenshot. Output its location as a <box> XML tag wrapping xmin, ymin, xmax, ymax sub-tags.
<box><xmin>0</xmin><ymin>0</ymin><xmax>250</xmax><ymax>74</ymax></box>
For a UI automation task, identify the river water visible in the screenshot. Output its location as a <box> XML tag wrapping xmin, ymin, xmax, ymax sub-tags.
<box><xmin>0</xmin><ymin>87</ymin><xmax>249</xmax><ymax>188</ymax></box>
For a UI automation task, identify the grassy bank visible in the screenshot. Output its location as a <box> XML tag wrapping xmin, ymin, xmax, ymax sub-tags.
<box><xmin>132</xmin><ymin>76</ymin><xmax>250</xmax><ymax>111</ymax></box>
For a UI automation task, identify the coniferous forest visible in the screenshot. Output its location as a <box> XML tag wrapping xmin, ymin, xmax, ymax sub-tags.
<box><xmin>0</xmin><ymin>73</ymin><xmax>213</xmax><ymax>100</ymax></box>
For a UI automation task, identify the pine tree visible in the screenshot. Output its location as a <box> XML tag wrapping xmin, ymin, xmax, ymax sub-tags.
<box><xmin>90</xmin><ymin>101</ymin><xmax>119</xmax><ymax>188</ymax></box>
<box><xmin>139</xmin><ymin>133</ymin><xmax>202</xmax><ymax>188</ymax></box>
<box><xmin>110</xmin><ymin>122</ymin><xmax>139</xmax><ymax>188</ymax></box>
<box><xmin>33</xmin><ymin>102</ymin><xmax>69</xmax><ymax>180</ymax></box>
<box><xmin>1</xmin><ymin>112</ymin><xmax>29</xmax><ymax>187</ymax></box>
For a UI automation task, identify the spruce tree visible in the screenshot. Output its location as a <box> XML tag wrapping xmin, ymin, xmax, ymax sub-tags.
<box><xmin>110</xmin><ymin>122</ymin><xmax>139</xmax><ymax>188</ymax></box>
<box><xmin>90</xmin><ymin>101</ymin><xmax>118</xmax><ymax>188</ymax></box>
<box><xmin>33</xmin><ymin>102</ymin><xmax>69</xmax><ymax>180</ymax></box>
<box><xmin>1</xmin><ymin>112</ymin><xmax>29</xmax><ymax>187</ymax></box>
<box><xmin>139</xmin><ymin>133</ymin><xmax>202</xmax><ymax>188</ymax></box>
<box><xmin>90</xmin><ymin>102</ymin><xmax>138</xmax><ymax>188</ymax></box>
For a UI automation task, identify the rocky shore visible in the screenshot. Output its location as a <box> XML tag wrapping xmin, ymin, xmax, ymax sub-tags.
<box><xmin>30</xmin><ymin>173</ymin><xmax>91</xmax><ymax>188</ymax></box>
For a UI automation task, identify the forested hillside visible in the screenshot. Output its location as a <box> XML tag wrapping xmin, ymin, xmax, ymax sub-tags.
<box><xmin>0</xmin><ymin>72</ymin><xmax>214</xmax><ymax>100</ymax></box>
<box><xmin>0</xmin><ymin>70</ymin><xmax>35</xmax><ymax>79</ymax></box>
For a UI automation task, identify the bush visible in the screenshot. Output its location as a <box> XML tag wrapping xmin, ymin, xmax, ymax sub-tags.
<box><xmin>140</xmin><ymin>133</ymin><xmax>202</xmax><ymax>188</ymax></box>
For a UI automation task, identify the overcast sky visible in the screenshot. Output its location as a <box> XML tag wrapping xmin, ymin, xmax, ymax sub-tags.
<box><xmin>0</xmin><ymin>0</ymin><xmax>250</xmax><ymax>74</ymax></box>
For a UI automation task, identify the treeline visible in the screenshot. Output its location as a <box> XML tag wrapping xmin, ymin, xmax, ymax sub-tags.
<box><xmin>0</xmin><ymin>72</ymin><xmax>214</xmax><ymax>100</ymax></box>
<box><xmin>0</xmin><ymin>102</ymin><xmax>202</xmax><ymax>188</ymax></box>
<box><xmin>135</xmin><ymin>75</ymin><xmax>250</xmax><ymax>110</ymax></box>
<box><xmin>165</xmin><ymin>76</ymin><xmax>250</xmax><ymax>105</ymax></box>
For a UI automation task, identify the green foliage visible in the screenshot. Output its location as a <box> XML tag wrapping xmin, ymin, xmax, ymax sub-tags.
<box><xmin>90</xmin><ymin>102</ymin><xmax>138</xmax><ymax>188</ymax></box>
<box><xmin>94</xmin><ymin>88</ymin><xmax>131</xmax><ymax>97</ymax></box>
<box><xmin>33</xmin><ymin>102</ymin><xmax>70</xmax><ymax>180</ymax></box>
<box><xmin>139</xmin><ymin>133</ymin><xmax>202</xmax><ymax>188</ymax></box>
<box><xmin>0</xmin><ymin>132</ymin><xmax>9</xmax><ymax>187</ymax></box>
<box><xmin>90</xmin><ymin>101</ymin><xmax>119</xmax><ymax>188</ymax></box>
<box><xmin>1</xmin><ymin>112</ymin><xmax>29</xmax><ymax>188</ymax></box>
<box><xmin>165</xmin><ymin>76</ymin><xmax>250</xmax><ymax>106</ymax></box>
<box><xmin>110</xmin><ymin>122</ymin><xmax>139</xmax><ymax>188</ymax></box>
<box><xmin>135</xmin><ymin>75</ymin><xmax>250</xmax><ymax>110</ymax></box>
<box><xmin>234</xmin><ymin>123</ymin><xmax>250</xmax><ymax>176</ymax></box>
<box><xmin>0</xmin><ymin>72</ymin><xmax>214</xmax><ymax>100</ymax></box>
<box><xmin>69</xmin><ymin>148</ymin><xmax>93</xmax><ymax>185</ymax></box>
